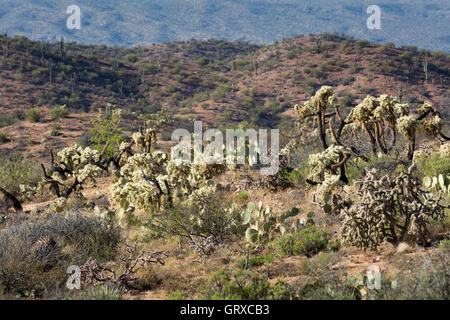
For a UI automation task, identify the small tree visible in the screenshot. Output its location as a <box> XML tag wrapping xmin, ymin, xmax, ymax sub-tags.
<box><xmin>89</xmin><ymin>103</ymin><xmax>125</xmax><ymax>159</ymax></box>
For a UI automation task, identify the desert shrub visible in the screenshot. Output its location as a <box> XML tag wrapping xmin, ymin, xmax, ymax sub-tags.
<box><xmin>340</xmin><ymin>76</ymin><xmax>355</xmax><ymax>85</ymax></box>
<box><xmin>237</xmin><ymin>191</ymin><xmax>249</xmax><ymax>201</ymax></box>
<box><xmin>125</xmin><ymin>54</ymin><xmax>138</xmax><ymax>63</ymax></box>
<box><xmin>12</xmin><ymin>109</ymin><xmax>25</xmax><ymax>120</ymax></box>
<box><xmin>287</xmin><ymin>48</ymin><xmax>301</xmax><ymax>59</ymax></box>
<box><xmin>284</xmin><ymin>167</ymin><xmax>308</xmax><ymax>186</ymax></box>
<box><xmin>346</xmin><ymin>153</ymin><xmax>409</xmax><ymax>183</ymax></box>
<box><xmin>132</xmin><ymin>267</ymin><xmax>161</xmax><ymax>292</ymax></box>
<box><xmin>0</xmin><ymin>212</ymin><xmax>120</xmax><ymax>296</ymax></box>
<box><xmin>232</xmin><ymin>59</ymin><xmax>253</xmax><ymax>71</ymax></box>
<box><xmin>167</xmin><ymin>291</ymin><xmax>186</xmax><ymax>300</ymax></box>
<box><xmin>196</xmin><ymin>57</ymin><xmax>209</xmax><ymax>66</ymax></box>
<box><xmin>0</xmin><ymin>114</ymin><xmax>18</xmax><ymax>128</ymax></box>
<box><xmin>50</xmin><ymin>105</ymin><xmax>69</xmax><ymax>120</ymax></box>
<box><xmin>0</xmin><ymin>133</ymin><xmax>9</xmax><ymax>143</ymax></box>
<box><xmin>148</xmin><ymin>191</ymin><xmax>242</xmax><ymax>244</ymax></box>
<box><xmin>377</xmin><ymin>250</ymin><xmax>449</xmax><ymax>300</ymax></box>
<box><xmin>25</xmin><ymin>108</ymin><xmax>42</xmax><ymax>122</ymax></box>
<box><xmin>89</xmin><ymin>103</ymin><xmax>125</xmax><ymax>159</ymax></box>
<box><xmin>75</xmin><ymin>283</ymin><xmax>124</xmax><ymax>300</ymax></box>
<box><xmin>275</xmin><ymin>226</ymin><xmax>329</xmax><ymax>257</ymax></box>
<box><xmin>77</xmin><ymin>131</ymin><xmax>94</xmax><ymax>147</ymax></box>
<box><xmin>416</xmin><ymin>152</ymin><xmax>450</xmax><ymax>178</ymax></box>
<box><xmin>211</xmin><ymin>84</ymin><xmax>233</xmax><ymax>100</ymax></box>
<box><xmin>298</xmin><ymin>252</ymin><xmax>361</xmax><ymax>300</ymax></box>
<box><xmin>237</xmin><ymin>253</ymin><xmax>273</xmax><ymax>269</ymax></box>
<box><xmin>0</xmin><ymin>153</ymin><xmax>41</xmax><ymax>197</ymax></box>
<box><xmin>199</xmin><ymin>269</ymin><xmax>296</xmax><ymax>300</ymax></box>
<box><xmin>40</xmin><ymin>213</ymin><xmax>121</xmax><ymax>263</ymax></box>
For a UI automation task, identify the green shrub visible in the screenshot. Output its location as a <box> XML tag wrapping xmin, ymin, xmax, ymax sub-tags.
<box><xmin>275</xmin><ymin>226</ymin><xmax>329</xmax><ymax>257</ymax></box>
<box><xmin>0</xmin><ymin>133</ymin><xmax>10</xmax><ymax>143</ymax></box>
<box><xmin>0</xmin><ymin>114</ymin><xmax>18</xmax><ymax>128</ymax></box>
<box><xmin>0</xmin><ymin>212</ymin><xmax>121</xmax><ymax>297</ymax></box>
<box><xmin>50</xmin><ymin>105</ymin><xmax>69</xmax><ymax>120</ymax></box>
<box><xmin>417</xmin><ymin>152</ymin><xmax>450</xmax><ymax>178</ymax></box>
<box><xmin>0</xmin><ymin>153</ymin><xmax>41</xmax><ymax>197</ymax></box>
<box><xmin>125</xmin><ymin>54</ymin><xmax>138</xmax><ymax>63</ymax></box>
<box><xmin>439</xmin><ymin>239</ymin><xmax>450</xmax><ymax>249</ymax></box>
<box><xmin>147</xmin><ymin>191</ymin><xmax>242</xmax><ymax>243</ymax></box>
<box><xmin>89</xmin><ymin>104</ymin><xmax>124</xmax><ymax>159</ymax></box>
<box><xmin>167</xmin><ymin>290</ymin><xmax>186</xmax><ymax>300</ymax></box>
<box><xmin>199</xmin><ymin>269</ymin><xmax>296</xmax><ymax>300</ymax></box>
<box><xmin>196</xmin><ymin>57</ymin><xmax>209</xmax><ymax>66</ymax></box>
<box><xmin>237</xmin><ymin>253</ymin><xmax>273</xmax><ymax>269</ymax></box>
<box><xmin>76</xmin><ymin>283</ymin><xmax>124</xmax><ymax>300</ymax></box>
<box><xmin>377</xmin><ymin>251</ymin><xmax>449</xmax><ymax>300</ymax></box>
<box><xmin>237</xmin><ymin>191</ymin><xmax>249</xmax><ymax>201</ymax></box>
<box><xmin>346</xmin><ymin>153</ymin><xmax>409</xmax><ymax>183</ymax></box>
<box><xmin>297</xmin><ymin>252</ymin><xmax>360</xmax><ymax>300</ymax></box>
<box><xmin>284</xmin><ymin>167</ymin><xmax>308</xmax><ymax>186</ymax></box>
<box><xmin>25</xmin><ymin>108</ymin><xmax>42</xmax><ymax>122</ymax></box>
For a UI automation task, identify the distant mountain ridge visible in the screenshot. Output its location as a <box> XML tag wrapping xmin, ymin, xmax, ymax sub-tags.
<box><xmin>0</xmin><ymin>0</ymin><xmax>449</xmax><ymax>51</ymax></box>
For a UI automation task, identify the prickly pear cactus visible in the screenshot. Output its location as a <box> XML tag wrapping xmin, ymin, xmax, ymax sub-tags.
<box><xmin>241</xmin><ymin>201</ymin><xmax>288</xmax><ymax>244</ymax></box>
<box><xmin>440</xmin><ymin>144</ymin><xmax>450</xmax><ymax>158</ymax></box>
<box><xmin>423</xmin><ymin>174</ymin><xmax>450</xmax><ymax>194</ymax></box>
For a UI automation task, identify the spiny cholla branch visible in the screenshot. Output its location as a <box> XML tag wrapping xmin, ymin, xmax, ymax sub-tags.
<box><xmin>80</xmin><ymin>241</ymin><xmax>167</xmax><ymax>290</ymax></box>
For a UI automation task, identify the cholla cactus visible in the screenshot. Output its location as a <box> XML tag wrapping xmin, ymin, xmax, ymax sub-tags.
<box><xmin>307</xmin><ymin>145</ymin><xmax>350</xmax><ymax>198</ymax></box>
<box><xmin>416</xmin><ymin>102</ymin><xmax>448</xmax><ymax>141</ymax></box>
<box><xmin>145</xmin><ymin>107</ymin><xmax>174</xmax><ymax>128</ymax></box>
<box><xmin>294</xmin><ymin>86</ymin><xmax>340</xmax><ymax>149</ymax></box>
<box><xmin>56</xmin><ymin>144</ymin><xmax>101</xmax><ymax>174</ymax></box>
<box><xmin>50</xmin><ymin>197</ymin><xmax>67</xmax><ymax>213</ymax></box>
<box><xmin>345</xmin><ymin>94</ymin><xmax>401</xmax><ymax>156</ymax></box>
<box><xmin>18</xmin><ymin>184</ymin><xmax>37</xmax><ymax>201</ymax></box>
<box><xmin>297</xmin><ymin>87</ymin><xmax>448</xmax><ymax>168</ymax></box>
<box><xmin>280</xmin><ymin>139</ymin><xmax>297</xmax><ymax>166</ymax></box>
<box><xmin>190</xmin><ymin>153</ymin><xmax>227</xmax><ymax>182</ymax></box>
<box><xmin>111</xmin><ymin>132</ymin><xmax>228</xmax><ymax>214</ymax></box>
<box><xmin>38</xmin><ymin>144</ymin><xmax>106</xmax><ymax>199</ymax></box>
<box><xmin>341</xmin><ymin>165</ymin><xmax>446</xmax><ymax>249</ymax></box>
<box><xmin>397</xmin><ymin>116</ymin><xmax>417</xmax><ymax>143</ymax></box>
<box><xmin>422</xmin><ymin>115</ymin><xmax>442</xmax><ymax>137</ymax></box>
<box><xmin>294</xmin><ymin>86</ymin><xmax>352</xmax><ymax>186</ymax></box>
<box><xmin>186</xmin><ymin>184</ymin><xmax>216</xmax><ymax>213</ymax></box>
<box><xmin>133</xmin><ymin>127</ymin><xmax>157</xmax><ymax>153</ymax></box>
<box><xmin>110</xmin><ymin>152</ymin><xmax>172</xmax><ymax>210</ymax></box>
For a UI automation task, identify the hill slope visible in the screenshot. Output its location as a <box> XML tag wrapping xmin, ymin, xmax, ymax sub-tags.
<box><xmin>0</xmin><ymin>33</ymin><xmax>449</xmax><ymax>156</ymax></box>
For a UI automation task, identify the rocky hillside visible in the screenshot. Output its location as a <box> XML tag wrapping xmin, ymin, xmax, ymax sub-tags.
<box><xmin>0</xmin><ymin>33</ymin><xmax>449</xmax><ymax>157</ymax></box>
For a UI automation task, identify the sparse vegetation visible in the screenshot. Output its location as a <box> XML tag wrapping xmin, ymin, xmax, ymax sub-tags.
<box><xmin>0</xmin><ymin>33</ymin><xmax>448</xmax><ymax>301</ymax></box>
